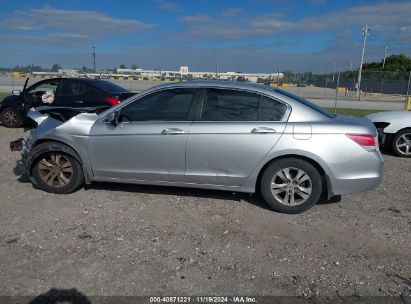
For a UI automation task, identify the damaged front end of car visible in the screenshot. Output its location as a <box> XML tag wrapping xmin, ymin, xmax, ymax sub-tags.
<box><xmin>10</xmin><ymin>107</ymin><xmax>99</xmax><ymax>183</ymax></box>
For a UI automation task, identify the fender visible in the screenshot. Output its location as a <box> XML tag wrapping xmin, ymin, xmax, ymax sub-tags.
<box><xmin>24</xmin><ymin>141</ymin><xmax>91</xmax><ymax>184</ymax></box>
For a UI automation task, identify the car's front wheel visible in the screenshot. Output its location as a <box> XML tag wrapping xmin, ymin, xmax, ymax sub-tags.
<box><xmin>391</xmin><ymin>129</ymin><xmax>411</xmax><ymax>158</ymax></box>
<box><xmin>1</xmin><ymin>107</ymin><xmax>22</xmax><ymax>128</ymax></box>
<box><xmin>260</xmin><ymin>158</ymin><xmax>322</xmax><ymax>214</ymax></box>
<box><xmin>31</xmin><ymin>152</ymin><xmax>84</xmax><ymax>194</ymax></box>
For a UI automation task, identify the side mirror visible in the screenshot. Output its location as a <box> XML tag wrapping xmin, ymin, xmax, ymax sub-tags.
<box><xmin>106</xmin><ymin>111</ymin><xmax>120</xmax><ymax>124</ymax></box>
<box><xmin>12</xmin><ymin>90</ymin><xmax>21</xmax><ymax>96</ymax></box>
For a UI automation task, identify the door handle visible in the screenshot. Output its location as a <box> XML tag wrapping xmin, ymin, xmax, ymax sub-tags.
<box><xmin>74</xmin><ymin>100</ymin><xmax>84</xmax><ymax>104</ymax></box>
<box><xmin>251</xmin><ymin>127</ymin><xmax>276</xmax><ymax>134</ymax></box>
<box><xmin>161</xmin><ymin>128</ymin><xmax>185</xmax><ymax>135</ymax></box>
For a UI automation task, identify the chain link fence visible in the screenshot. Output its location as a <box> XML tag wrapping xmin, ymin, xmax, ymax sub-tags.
<box><xmin>281</xmin><ymin>70</ymin><xmax>411</xmax><ymax>102</ymax></box>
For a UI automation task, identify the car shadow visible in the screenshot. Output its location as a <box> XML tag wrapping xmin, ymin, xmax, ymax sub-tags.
<box><xmin>13</xmin><ymin>159</ymin><xmax>340</xmax><ymax>211</ymax></box>
<box><xmin>86</xmin><ymin>181</ymin><xmax>273</xmax><ymax>211</ymax></box>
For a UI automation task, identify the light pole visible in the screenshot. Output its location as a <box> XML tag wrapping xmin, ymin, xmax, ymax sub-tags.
<box><xmin>357</xmin><ymin>24</ymin><xmax>369</xmax><ymax>100</ymax></box>
<box><xmin>92</xmin><ymin>46</ymin><xmax>96</xmax><ymax>72</ymax></box>
<box><xmin>382</xmin><ymin>41</ymin><xmax>388</xmax><ymax>68</ymax></box>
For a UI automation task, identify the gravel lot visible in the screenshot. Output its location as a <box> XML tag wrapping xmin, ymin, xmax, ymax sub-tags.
<box><xmin>0</xmin><ymin>126</ymin><xmax>410</xmax><ymax>299</ymax></box>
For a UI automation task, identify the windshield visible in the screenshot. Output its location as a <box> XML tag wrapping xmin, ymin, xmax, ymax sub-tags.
<box><xmin>273</xmin><ymin>88</ymin><xmax>335</xmax><ymax>118</ymax></box>
<box><xmin>93</xmin><ymin>80</ymin><xmax>129</xmax><ymax>93</ymax></box>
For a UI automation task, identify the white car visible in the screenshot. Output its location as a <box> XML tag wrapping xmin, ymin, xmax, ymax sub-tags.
<box><xmin>366</xmin><ymin>111</ymin><xmax>411</xmax><ymax>157</ymax></box>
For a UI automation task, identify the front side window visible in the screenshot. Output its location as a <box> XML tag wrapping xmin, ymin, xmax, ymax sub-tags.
<box><xmin>201</xmin><ymin>88</ymin><xmax>287</xmax><ymax>121</ymax></box>
<box><xmin>120</xmin><ymin>88</ymin><xmax>196</xmax><ymax>122</ymax></box>
<box><xmin>28</xmin><ymin>80</ymin><xmax>59</xmax><ymax>94</ymax></box>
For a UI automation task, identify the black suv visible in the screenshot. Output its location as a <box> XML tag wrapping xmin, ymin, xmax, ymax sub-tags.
<box><xmin>0</xmin><ymin>77</ymin><xmax>135</xmax><ymax>127</ymax></box>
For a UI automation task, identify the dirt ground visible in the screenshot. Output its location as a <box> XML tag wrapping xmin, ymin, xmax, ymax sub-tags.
<box><xmin>0</xmin><ymin>126</ymin><xmax>410</xmax><ymax>299</ymax></box>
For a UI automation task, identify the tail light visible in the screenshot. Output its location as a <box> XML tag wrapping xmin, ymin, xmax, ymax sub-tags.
<box><xmin>104</xmin><ymin>97</ymin><xmax>120</xmax><ymax>106</ymax></box>
<box><xmin>346</xmin><ymin>134</ymin><xmax>378</xmax><ymax>151</ymax></box>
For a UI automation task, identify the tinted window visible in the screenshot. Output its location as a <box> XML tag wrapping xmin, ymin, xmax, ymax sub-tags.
<box><xmin>28</xmin><ymin>80</ymin><xmax>59</xmax><ymax>94</ymax></box>
<box><xmin>258</xmin><ymin>96</ymin><xmax>287</xmax><ymax>121</ymax></box>
<box><xmin>202</xmin><ymin>89</ymin><xmax>260</xmax><ymax>121</ymax></box>
<box><xmin>93</xmin><ymin>80</ymin><xmax>129</xmax><ymax>93</ymax></box>
<box><xmin>274</xmin><ymin>88</ymin><xmax>334</xmax><ymax>118</ymax></box>
<box><xmin>59</xmin><ymin>81</ymin><xmax>90</xmax><ymax>95</ymax></box>
<box><xmin>121</xmin><ymin>89</ymin><xmax>196</xmax><ymax>121</ymax></box>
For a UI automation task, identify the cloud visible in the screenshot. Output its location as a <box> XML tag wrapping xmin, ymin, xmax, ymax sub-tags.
<box><xmin>222</xmin><ymin>7</ymin><xmax>243</xmax><ymax>17</ymax></box>
<box><xmin>154</xmin><ymin>0</ymin><xmax>181</xmax><ymax>11</ymax></box>
<box><xmin>180</xmin><ymin>1</ymin><xmax>411</xmax><ymax>44</ymax></box>
<box><xmin>179</xmin><ymin>15</ymin><xmax>211</xmax><ymax>23</ymax></box>
<box><xmin>2</xmin><ymin>7</ymin><xmax>153</xmax><ymax>36</ymax></box>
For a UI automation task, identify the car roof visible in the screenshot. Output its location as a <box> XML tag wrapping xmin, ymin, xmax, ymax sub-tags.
<box><xmin>149</xmin><ymin>80</ymin><xmax>276</xmax><ymax>93</ymax></box>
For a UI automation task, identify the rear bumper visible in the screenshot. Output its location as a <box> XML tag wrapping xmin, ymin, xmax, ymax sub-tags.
<box><xmin>329</xmin><ymin>151</ymin><xmax>384</xmax><ymax>196</ymax></box>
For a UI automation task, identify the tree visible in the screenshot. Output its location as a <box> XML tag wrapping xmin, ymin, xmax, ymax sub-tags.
<box><xmin>51</xmin><ymin>64</ymin><xmax>62</xmax><ymax>72</ymax></box>
<box><xmin>131</xmin><ymin>64</ymin><xmax>138</xmax><ymax>70</ymax></box>
<box><xmin>119</xmin><ymin>64</ymin><xmax>127</xmax><ymax>69</ymax></box>
<box><xmin>363</xmin><ymin>54</ymin><xmax>411</xmax><ymax>72</ymax></box>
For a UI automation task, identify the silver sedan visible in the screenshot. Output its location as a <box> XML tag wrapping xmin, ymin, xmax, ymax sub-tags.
<box><xmin>15</xmin><ymin>81</ymin><xmax>383</xmax><ymax>213</ymax></box>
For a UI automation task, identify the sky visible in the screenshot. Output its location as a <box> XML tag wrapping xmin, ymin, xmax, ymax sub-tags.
<box><xmin>0</xmin><ymin>0</ymin><xmax>411</xmax><ymax>73</ymax></box>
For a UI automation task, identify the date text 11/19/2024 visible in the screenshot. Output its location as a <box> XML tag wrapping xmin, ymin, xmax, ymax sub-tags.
<box><xmin>149</xmin><ymin>296</ymin><xmax>257</xmax><ymax>303</ymax></box>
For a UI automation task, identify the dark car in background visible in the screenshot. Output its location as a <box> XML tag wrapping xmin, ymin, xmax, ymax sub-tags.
<box><xmin>0</xmin><ymin>78</ymin><xmax>134</xmax><ymax>127</ymax></box>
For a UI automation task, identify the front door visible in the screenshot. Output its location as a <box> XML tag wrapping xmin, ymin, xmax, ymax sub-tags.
<box><xmin>89</xmin><ymin>88</ymin><xmax>199</xmax><ymax>182</ymax></box>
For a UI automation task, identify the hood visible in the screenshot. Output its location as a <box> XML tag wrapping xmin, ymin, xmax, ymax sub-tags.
<box><xmin>27</xmin><ymin>107</ymin><xmax>99</xmax><ymax>135</ymax></box>
<box><xmin>365</xmin><ymin>111</ymin><xmax>411</xmax><ymax>122</ymax></box>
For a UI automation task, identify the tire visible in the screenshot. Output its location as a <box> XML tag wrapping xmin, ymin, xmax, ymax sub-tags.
<box><xmin>31</xmin><ymin>151</ymin><xmax>84</xmax><ymax>194</ymax></box>
<box><xmin>1</xmin><ymin>107</ymin><xmax>22</xmax><ymax>128</ymax></box>
<box><xmin>391</xmin><ymin>129</ymin><xmax>411</xmax><ymax>158</ymax></box>
<box><xmin>260</xmin><ymin>158</ymin><xmax>322</xmax><ymax>214</ymax></box>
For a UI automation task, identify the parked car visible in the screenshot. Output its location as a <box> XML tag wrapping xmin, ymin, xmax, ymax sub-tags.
<box><xmin>366</xmin><ymin>111</ymin><xmax>411</xmax><ymax>157</ymax></box>
<box><xmin>11</xmin><ymin>81</ymin><xmax>383</xmax><ymax>213</ymax></box>
<box><xmin>0</xmin><ymin>77</ymin><xmax>134</xmax><ymax>127</ymax></box>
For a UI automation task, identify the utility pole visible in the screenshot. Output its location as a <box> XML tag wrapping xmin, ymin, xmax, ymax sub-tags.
<box><xmin>357</xmin><ymin>24</ymin><xmax>369</xmax><ymax>100</ymax></box>
<box><xmin>350</xmin><ymin>60</ymin><xmax>353</xmax><ymax>72</ymax></box>
<box><xmin>92</xmin><ymin>46</ymin><xmax>96</xmax><ymax>72</ymax></box>
<box><xmin>382</xmin><ymin>41</ymin><xmax>388</xmax><ymax>68</ymax></box>
<box><xmin>332</xmin><ymin>61</ymin><xmax>336</xmax><ymax>82</ymax></box>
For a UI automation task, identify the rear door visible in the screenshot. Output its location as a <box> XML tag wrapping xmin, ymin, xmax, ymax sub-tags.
<box><xmin>185</xmin><ymin>88</ymin><xmax>288</xmax><ymax>187</ymax></box>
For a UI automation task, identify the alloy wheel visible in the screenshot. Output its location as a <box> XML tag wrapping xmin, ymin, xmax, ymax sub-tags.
<box><xmin>3</xmin><ymin>110</ymin><xmax>17</xmax><ymax>125</ymax></box>
<box><xmin>37</xmin><ymin>153</ymin><xmax>74</xmax><ymax>187</ymax></box>
<box><xmin>270</xmin><ymin>167</ymin><xmax>312</xmax><ymax>206</ymax></box>
<box><xmin>395</xmin><ymin>133</ymin><xmax>411</xmax><ymax>155</ymax></box>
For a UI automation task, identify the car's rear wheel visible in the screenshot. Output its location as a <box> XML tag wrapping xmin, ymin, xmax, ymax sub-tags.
<box><xmin>391</xmin><ymin>129</ymin><xmax>411</xmax><ymax>158</ymax></box>
<box><xmin>31</xmin><ymin>152</ymin><xmax>84</xmax><ymax>194</ymax></box>
<box><xmin>1</xmin><ymin>107</ymin><xmax>22</xmax><ymax>128</ymax></box>
<box><xmin>260</xmin><ymin>158</ymin><xmax>322</xmax><ymax>214</ymax></box>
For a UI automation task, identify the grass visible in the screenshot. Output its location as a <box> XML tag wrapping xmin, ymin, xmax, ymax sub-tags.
<box><xmin>0</xmin><ymin>92</ymin><xmax>8</xmax><ymax>101</ymax></box>
<box><xmin>323</xmin><ymin>107</ymin><xmax>384</xmax><ymax>117</ymax></box>
<box><xmin>0</xmin><ymin>91</ymin><xmax>383</xmax><ymax>117</ymax></box>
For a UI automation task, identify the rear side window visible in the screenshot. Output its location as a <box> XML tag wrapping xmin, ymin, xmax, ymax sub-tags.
<box><xmin>201</xmin><ymin>89</ymin><xmax>286</xmax><ymax>121</ymax></box>
<box><xmin>59</xmin><ymin>81</ymin><xmax>90</xmax><ymax>95</ymax></box>
<box><xmin>121</xmin><ymin>88</ymin><xmax>196</xmax><ymax>121</ymax></box>
<box><xmin>202</xmin><ymin>89</ymin><xmax>260</xmax><ymax>121</ymax></box>
<box><xmin>93</xmin><ymin>81</ymin><xmax>129</xmax><ymax>93</ymax></box>
<box><xmin>258</xmin><ymin>96</ymin><xmax>287</xmax><ymax>121</ymax></box>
